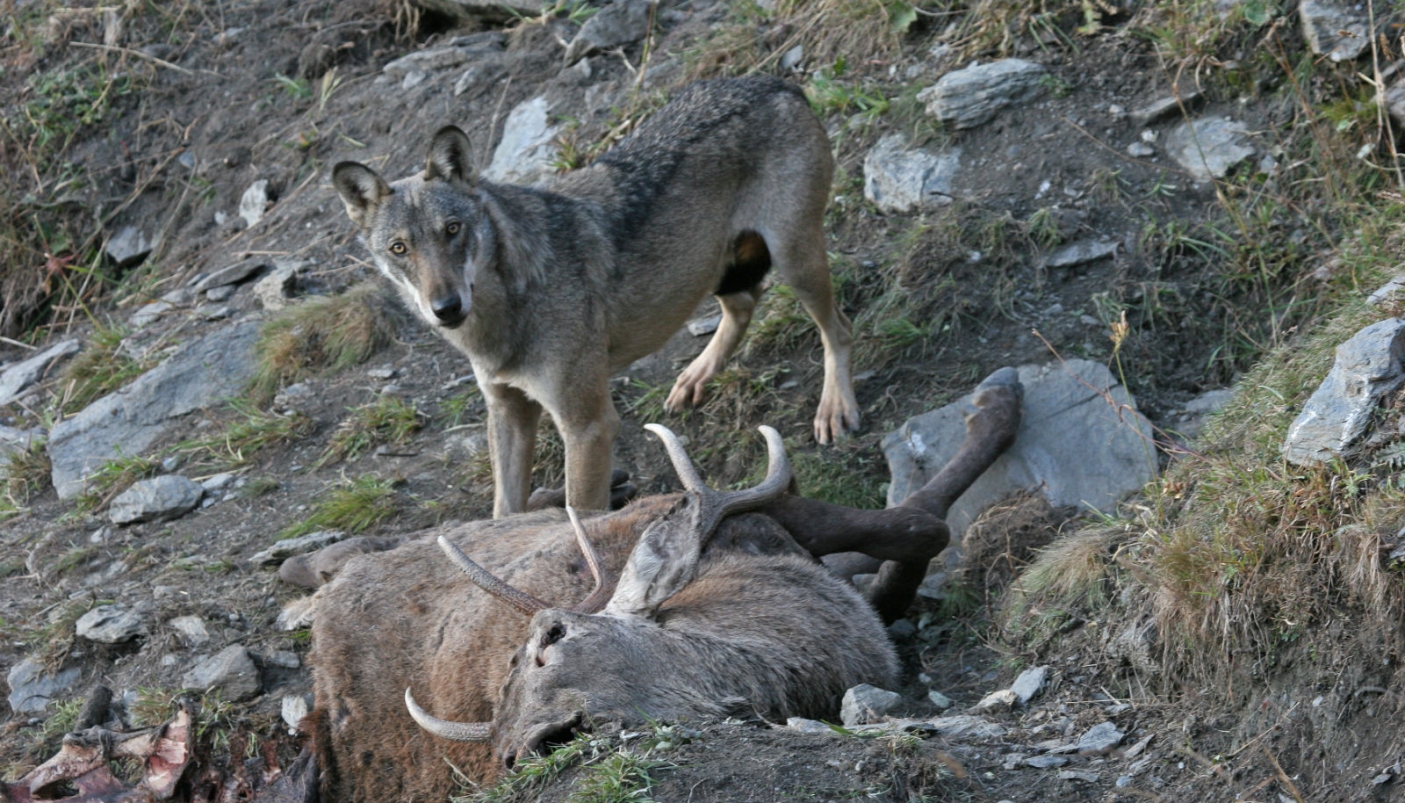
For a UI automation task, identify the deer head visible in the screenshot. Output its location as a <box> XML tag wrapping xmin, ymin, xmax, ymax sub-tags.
<box><xmin>404</xmin><ymin>423</ymin><xmax>794</xmax><ymax>769</ymax></box>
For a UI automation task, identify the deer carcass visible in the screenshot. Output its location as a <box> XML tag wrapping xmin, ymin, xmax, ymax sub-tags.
<box><xmin>306</xmin><ymin>368</ymin><xmax>1021</xmax><ymax>802</ymax></box>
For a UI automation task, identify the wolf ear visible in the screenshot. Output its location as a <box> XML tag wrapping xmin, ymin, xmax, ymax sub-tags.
<box><xmin>333</xmin><ymin>162</ymin><xmax>391</xmax><ymax>229</ymax></box>
<box><xmin>425</xmin><ymin>126</ymin><xmax>476</xmax><ymax>184</ymax></box>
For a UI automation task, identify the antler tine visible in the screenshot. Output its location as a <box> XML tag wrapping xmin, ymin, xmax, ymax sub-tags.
<box><xmin>437</xmin><ymin>536</ymin><xmax>551</xmax><ymax>617</ymax></box>
<box><xmin>404</xmin><ymin>688</ymin><xmax>491</xmax><ymax>742</ymax></box>
<box><xmin>713</xmin><ymin>425</ymin><xmax>792</xmax><ymax>517</ymax></box>
<box><xmin>643</xmin><ymin>423</ymin><xmax>707</xmax><ymax>492</ymax></box>
<box><xmin>565</xmin><ymin>506</ymin><xmax>614</xmax><ymax>614</ymax></box>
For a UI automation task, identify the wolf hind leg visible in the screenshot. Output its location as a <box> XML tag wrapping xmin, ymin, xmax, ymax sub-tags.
<box><xmin>665</xmin><ymin>286</ymin><xmax>763</xmax><ymax>412</ymax></box>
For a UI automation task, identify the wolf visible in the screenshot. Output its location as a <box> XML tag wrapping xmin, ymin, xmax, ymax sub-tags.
<box><xmin>333</xmin><ymin>76</ymin><xmax>859</xmax><ymax>517</ymax></box>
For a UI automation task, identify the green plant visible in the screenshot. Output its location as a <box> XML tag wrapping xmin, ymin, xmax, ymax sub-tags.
<box><xmin>273</xmin><ymin>73</ymin><xmax>312</xmax><ymax>100</ymax></box>
<box><xmin>319</xmin><ymin>397</ymin><xmax>425</xmax><ymax>466</ymax></box>
<box><xmin>249</xmin><ymin>283</ymin><xmax>400</xmax><ymax>403</ymax></box>
<box><xmin>58</xmin><ymin>323</ymin><xmax>149</xmax><ymax>414</ymax></box>
<box><xmin>174</xmin><ymin>400</ymin><xmax>314</xmax><ymax>469</ymax></box>
<box><xmin>75</xmin><ymin>452</ymin><xmax>160</xmax><ymax>511</ymax></box>
<box><xmin>279</xmin><ymin>475</ymin><xmax>400</xmax><ymax>540</ymax></box>
<box><xmin>805</xmin><ymin>64</ymin><xmax>889</xmax><ymax>122</ymax></box>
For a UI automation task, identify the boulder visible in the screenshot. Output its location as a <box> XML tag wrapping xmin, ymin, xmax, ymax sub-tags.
<box><xmin>883</xmin><ymin>359</ymin><xmax>1156</xmax><ymax>536</ymax></box>
<box><xmin>49</xmin><ymin>321</ymin><xmax>260</xmax><ymax>499</ymax></box>
<box><xmin>918</xmin><ymin>59</ymin><xmax>1047</xmax><ymax>130</ymax></box>
<box><xmin>109</xmin><ymin>475</ymin><xmax>204</xmax><ymax>525</ymax></box>
<box><xmin>862</xmin><ymin>134</ymin><xmax>960</xmax><ymax>214</ymax></box>
<box><xmin>1282</xmin><ymin>318</ymin><xmax>1405</xmax><ymax>465</ymax></box>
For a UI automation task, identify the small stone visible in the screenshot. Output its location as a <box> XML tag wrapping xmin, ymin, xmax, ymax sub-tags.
<box><xmin>976</xmin><ymin>688</ymin><xmax>1019</xmax><ymax>711</ymax></box>
<box><xmin>863</xmin><ymin>134</ymin><xmax>960</xmax><ymax>213</ymax></box>
<box><xmin>1059</xmin><ymin>769</ymin><xmax>1100</xmax><ymax>782</ymax></box>
<box><xmin>254</xmin><ymin>261</ymin><xmax>302</xmax><ymax>311</ymax></box>
<box><xmin>1025</xmin><ymin>755</ymin><xmax>1069</xmax><ymax>768</ymax></box>
<box><xmin>928</xmin><ymin>715</ymin><xmax>1006</xmax><ymax>741</ymax></box>
<box><xmin>1127</xmin><ymin>142</ymin><xmax>1155</xmax><ymax>158</ymax></box>
<box><xmin>687</xmin><ymin>315</ymin><xmax>721</xmax><ymax>337</ymax></box>
<box><xmin>1130</xmin><ymin>90</ymin><xmax>1202</xmax><ymax>126</ymax></box>
<box><xmin>106</xmin><ymin>225</ymin><xmax>158</xmax><ymax>267</ymax></box>
<box><xmin>1116</xmin><ymin>775</ymin><xmax>1133</xmax><ymax>788</ymax></box>
<box><xmin>927</xmin><ymin>690</ymin><xmax>952</xmax><ymax>709</ymax></box>
<box><xmin>265</xmin><ymin>650</ymin><xmax>301</xmax><ymax>669</ymax></box>
<box><xmin>887</xmin><ymin>618</ymin><xmax>917</xmax><ymax>640</ymax></box>
<box><xmin>205</xmin><ymin>284</ymin><xmax>236</xmax><ymax>303</ymax></box>
<box><xmin>239</xmin><ymin>180</ymin><xmax>273</xmax><ymax>228</ymax></box>
<box><xmin>1010</xmin><ymin>665</ymin><xmax>1049</xmax><ymax>704</ymax></box>
<box><xmin>251</xmin><ymin>530</ymin><xmax>346</xmax><ymax>567</ymax></box>
<box><xmin>110</xmin><ymin>476</ymin><xmax>204</xmax><ymax>525</ymax></box>
<box><xmin>131</xmin><ymin>301</ymin><xmax>172</xmax><ymax>329</ymax></box>
<box><xmin>273</xmin><ymin>382</ymin><xmax>313</xmax><ymax>410</ymax></box>
<box><xmin>483</xmin><ymin>96</ymin><xmax>559</xmax><ymax>187</ymax></box>
<box><xmin>76</xmin><ymin>604</ymin><xmax>148</xmax><ymax>643</ymax></box>
<box><xmin>201</xmin><ymin>473</ymin><xmax>236</xmax><ymax>492</ymax></box>
<box><xmin>780</xmin><ymin>44</ymin><xmax>804</xmax><ymax>71</ymax></box>
<box><xmin>1300</xmin><ymin>0</ymin><xmax>1369</xmax><ymax>62</ymax></box>
<box><xmin>168</xmin><ymin>615</ymin><xmax>212</xmax><ymax>646</ymax></box>
<box><xmin>367</xmin><ymin>366</ymin><xmax>397</xmax><ymax>380</ymax></box>
<box><xmin>161</xmin><ymin>288</ymin><xmax>194</xmax><ymax>306</ymax></box>
<box><xmin>917</xmin><ymin>58</ymin><xmax>1047</xmax><ymax>129</ymax></box>
<box><xmin>182</xmin><ymin>645</ymin><xmax>261</xmax><ymax>701</ymax></box>
<box><xmin>0</xmin><ymin>339</ymin><xmax>81</xmax><ymax>406</ymax></box>
<box><xmin>1046</xmin><ymin>239</ymin><xmax>1119</xmax><ymax>269</ymax></box>
<box><xmin>841</xmin><ymin>683</ymin><xmax>902</xmax><ymax>726</ymax></box>
<box><xmin>282</xmin><ymin>693</ymin><xmax>313</xmax><ymax>732</ymax></box>
<box><xmin>563</xmin><ymin>0</ymin><xmax>653</xmax><ymax>65</ymax></box>
<box><xmin>1077</xmin><ymin>721</ymin><xmax>1125</xmax><ymax>755</ymax></box>
<box><xmin>787</xmin><ymin>717</ymin><xmax>835</xmax><ymax>734</ymax></box>
<box><xmin>194</xmin><ymin>258</ymin><xmax>268</xmax><ymax>292</ymax></box>
<box><xmin>1282</xmin><ymin>319</ymin><xmax>1405</xmax><ymax>464</ymax></box>
<box><xmin>1165</xmin><ymin>118</ymin><xmax>1254</xmax><ymax>181</ymax></box>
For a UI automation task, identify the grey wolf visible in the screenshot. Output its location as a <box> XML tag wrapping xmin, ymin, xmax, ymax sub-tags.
<box><xmin>333</xmin><ymin>76</ymin><xmax>859</xmax><ymax>517</ymax></box>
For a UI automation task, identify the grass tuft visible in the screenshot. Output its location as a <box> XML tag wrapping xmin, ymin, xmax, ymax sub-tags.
<box><xmin>58</xmin><ymin>324</ymin><xmax>149</xmax><ymax>415</ymax></box>
<box><xmin>249</xmin><ymin>283</ymin><xmax>401</xmax><ymax>404</ymax></box>
<box><xmin>278</xmin><ymin>474</ymin><xmax>400</xmax><ymax>540</ymax></box>
<box><xmin>318</xmin><ymin>396</ymin><xmax>425</xmax><ymax>466</ymax></box>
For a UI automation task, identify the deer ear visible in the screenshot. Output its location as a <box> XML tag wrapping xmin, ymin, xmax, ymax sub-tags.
<box><xmin>425</xmin><ymin>125</ymin><xmax>476</xmax><ymax>184</ymax></box>
<box><xmin>604</xmin><ymin>498</ymin><xmax>704</xmax><ymax>620</ymax></box>
<box><xmin>332</xmin><ymin>162</ymin><xmax>391</xmax><ymax>228</ymax></box>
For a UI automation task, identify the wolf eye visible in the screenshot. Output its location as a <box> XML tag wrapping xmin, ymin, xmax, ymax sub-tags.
<box><xmin>389</xmin><ymin>241</ymin><xmax>407</xmax><ymax>256</ymax></box>
<box><xmin>445</xmin><ymin>221</ymin><xmax>461</xmax><ymax>236</ymax></box>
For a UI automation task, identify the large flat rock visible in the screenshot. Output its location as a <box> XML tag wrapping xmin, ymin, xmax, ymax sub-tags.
<box><xmin>48</xmin><ymin>321</ymin><xmax>260</xmax><ymax>499</ymax></box>
<box><xmin>883</xmin><ymin>359</ymin><xmax>1156</xmax><ymax>536</ymax></box>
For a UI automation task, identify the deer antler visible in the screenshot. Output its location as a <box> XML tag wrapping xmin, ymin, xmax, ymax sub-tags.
<box><xmin>404</xmin><ymin>688</ymin><xmax>491</xmax><ymax>742</ymax></box>
<box><xmin>566</xmin><ymin>506</ymin><xmax>614</xmax><ymax>614</ymax></box>
<box><xmin>437</xmin><ymin>536</ymin><xmax>551</xmax><ymax>617</ymax></box>
<box><xmin>605</xmin><ymin>425</ymin><xmax>791</xmax><ymax>619</ymax></box>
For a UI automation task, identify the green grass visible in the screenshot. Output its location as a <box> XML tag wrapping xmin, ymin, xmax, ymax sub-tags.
<box><xmin>58</xmin><ymin>323</ymin><xmax>150</xmax><ymax>415</ymax></box>
<box><xmin>459</xmin><ymin>729</ymin><xmax>671</xmax><ymax>803</ymax></box>
<box><xmin>318</xmin><ymin>396</ymin><xmax>425</xmax><ymax>466</ymax></box>
<box><xmin>249</xmin><ymin>282</ymin><xmax>400</xmax><ymax>404</ymax></box>
<box><xmin>278</xmin><ymin>474</ymin><xmax>400</xmax><ymax>540</ymax></box>
<box><xmin>2</xmin><ymin>437</ymin><xmax>50</xmax><ymax>515</ymax></box>
<box><xmin>174</xmin><ymin>400</ymin><xmax>315</xmax><ymax>469</ymax></box>
<box><xmin>74</xmin><ymin>452</ymin><xmax>160</xmax><ymax>511</ymax></box>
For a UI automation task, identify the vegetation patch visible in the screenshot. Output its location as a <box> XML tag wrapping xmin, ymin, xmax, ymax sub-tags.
<box><xmin>278</xmin><ymin>474</ymin><xmax>400</xmax><ymax>540</ymax></box>
<box><xmin>57</xmin><ymin>324</ymin><xmax>150</xmax><ymax>415</ymax></box>
<box><xmin>175</xmin><ymin>400</ymin><xmax>315</xmax><ymax>470</ymax></box>
<box><xmin>249</xmin><ymin>283</ymin><xmax>401</xmax><ymax>404</ymax></box>
<box><xmin>319</xmin><ymin>396</ymin><xmax>425</xmax><ymax>466</ymax></box>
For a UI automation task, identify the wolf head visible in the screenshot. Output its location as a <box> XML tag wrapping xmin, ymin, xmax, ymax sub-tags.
<box><xmin>333</xmin><ymin>127</ymin><xmax>496</xmax><ymax>330</ymax></box>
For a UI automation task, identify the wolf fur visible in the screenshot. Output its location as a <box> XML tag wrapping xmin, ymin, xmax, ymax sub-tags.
<box><xmin>333</xmin><ymin>76</ymin><xmax>859</xmax><ymax>517</ymax></box>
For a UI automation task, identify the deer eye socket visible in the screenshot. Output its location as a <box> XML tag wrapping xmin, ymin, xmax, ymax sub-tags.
<box><xmin>445</xmin><ymin>221</ymin><xmax>461</xmax><ymax>236</ymax></box>
<box><xmin>543</xmin><ymin>624</ymin><xmax>566</xmax><ymax>647</ymax></box>
<box><xmin>389</xmin><ymin>241</ymin><xmax>407</xmax><ymax>256</ymax></box>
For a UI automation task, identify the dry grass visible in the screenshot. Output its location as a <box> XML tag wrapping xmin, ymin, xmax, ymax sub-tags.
<box><xmin>249</xmin><ymin>282</ymin><xmax>401</xmax><ymax>404</ymax></box>
<box><xmin>57</xmin><ymin>323</ymin><xmax>149</xmax><ymax>415</ymax></box>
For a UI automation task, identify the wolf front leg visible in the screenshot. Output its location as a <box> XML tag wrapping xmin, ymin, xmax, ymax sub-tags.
<box><xmin>483</xmin><ymin>382</ymin><xmax>543</xmax><ymax>518</ymax></box>
<box><xmin>554</xmin><ymin>384</ymin><xmax>621</xmax><ymax>513</ymax></box>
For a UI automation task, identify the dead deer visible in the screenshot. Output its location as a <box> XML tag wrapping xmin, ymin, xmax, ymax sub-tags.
<box><xmin>305</xmin><ymin>368</ymin><xmax>1020</xmax><ymax>802</ymax></box>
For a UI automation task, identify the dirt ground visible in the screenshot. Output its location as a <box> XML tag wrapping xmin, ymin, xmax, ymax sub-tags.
<box><xmin>2</xmin><ymin>0</ymin><xmax>1402</xmax><ymax>801</ymax></box>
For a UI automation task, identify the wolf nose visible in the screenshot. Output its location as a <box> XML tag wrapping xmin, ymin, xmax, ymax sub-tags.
<box><xmin>431</xmin><ymin>293</ymin><xmax>463</xmax><ymax>322</ymax></box>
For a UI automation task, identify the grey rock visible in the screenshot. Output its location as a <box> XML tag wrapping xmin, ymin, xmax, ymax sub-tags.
<box><xmin>367</xmin><ymin>366</ymin><xmax>397</xmax><ymax>380</ymax></box>
<box><xmin>254</xmin><ymin>261</ymin><xmax>302</xmax><ymax>311</ymax></box>
<box><xmin>886</xmin><ymin>618</ymin><xmax>917</xmax><ymax>640</ymax></box>
<box><xmin>194</xmin><ymin>258</ymin><xmax>268</xmax><ymax>292</ymax></box>
<box><xmin>564</xmin><ymin>0</ymin><xmax>652</xmax><ymax>65</ymax></box>
<box><xmin>199</xmin><ymin>305</ymin><xmax>233</xmax><ymax>322</ymax></box>
<box><xmin>1025</xmin><ymin>755</ymin><xmax>1069</xmax><ymax>768</ymax></box>
<box><xmin>884</xmin><ymin>360</ymin><xmax>1156</xmax><ymax>536</ymax></box>
<box><xmin>273</xmin><ymin>381</ymin><xmax>314</xmax><ymax>411</ymax></box>
<box><xmin>0</xmin><ymin>339</ymin><xmax>80</xmax><ymax>405</ymax></box>
<box><xmin>383</xmin><ymin>47</ymin><xmax>474</xmax><ymax>78</ymax></box>
<box><xmin>0</xmin><ymin>424</ymin><xmax>44</xmax><ymax>461</ymax></box>
<box><xmin>201</xmin><ymin>472</ymin><xmax>236</xmax><ymax>492</ymax></box>
<box><xmin>110</xmin><ymin>475</ymin><xmax>204</xmax><ymax>524</ymax></box>
<box><xmin>1386</xmin><ymin>85</ymin><xmax>1405</xmax><ymax>132</ymax></box>
<box><xmin>1283</xmin><ymin>318</ymin><xmax>1405</xmax><ymax>465</ymax></box>
<box><xmin>205</xmin><ymin>285</ymin><xmax>236</xmax><ymax>303</ymax></box>
<box><xmin>687</xmin><ymin>315</ymin><xmax>721</xmax><ymax>336</ymax></box>
<box><xmin>1077</xmin><ymin>721</ymin><xmax>1124</xmax><ymax>754</ymax></box>
<box><xmin>183</xmin><ymin>645</ymin><xmax>261</xmax><ymax>701</ymax></box>
<box><xmin>1300</xmin><ymin>0</ymin><xmax>1369</xmax><ymax>62</ymax></box>
<box><xmin>251</xmin><ymin>530</ymin><xmax>346</xmax><ymax>567</ymax></box>
<box><xmin>49</xmin><ymin>321</ymin><xmax>260</xmax><ymax>499</ymax></box>
<box><xmin>928</xmin><ymin>714</ymin><xmax>1006</xmax><ymax>740</ymax></box>
<box><xmin>1165</xmin><ymin>118</ymin><xmax>1254</xmax><ymax>181</ymax></box>
<box><xmin>483</xmin><ymin>96</ymin><xmax>559</xmax><ymax>187</ymax></box>
<box><xmin>1127</xmin><ymin>142</ymin><xmax>1155</xmax><ymax>158</ymax></box>
<box><xmin>1010</xmin><ymin>665</ymin><xmax>1049</xmax><ymax>703</ymax></box>
<box><xmin>976</xmin><ymin>688</ymin><xmax>1018</xmax><ymax>710</ymax></box>
<box><xmin>412</xmin><ymin>0</ymin><xmax>544</xmax><ymax>20</ymax></box>
<box><xmin>239</xmin><ymin>180</ymin><xmax>272</xmax><ymax>228</ymax></box>
<box><xmin>168</xmin><ymin>615</ymin><xmax>212</xmax><ymax>646</ymax></box>
<box><xmin>787</xmin><ymin>717</ymin><xmax>835</xmax><ymax>734</ymax></box>
<box><xmin>75</xmin><ymin>604</ymin><xmax>148</xmax><ymax>643</ymax></box>
<box><xmin>1130</xmin><ymin>90</ymin><xmax>1202</xmax><ymax>126</ymax></box>
<box><xmin>841</xmin><ymin>683</ymin><xmax>902</xmax><ymax>726</ymax></box>
<box><xmin>7</xmin><ymin>657</ymin><xmax>81</xmax><ymax>714</ymax></box>
<box><xmin>161</xmin><ymin>288</ymin><xmax>194</xmax><ymax>306</ymax></box>
<box><xmin>1046</xmin><ymin>239</ymin><xmax>1118</xmax><ymax>269</ymax></box>
<box><xmin>863</xmin><ymin>134</ymin><xmax>960</xmax><ymax>213</ymax></box>
<box><xmin>780</xmin><ymin>44</ymin><xmax>804</xmax><ymax>71</ymax></box>
<box><xmin>265</xmin><ymin>650</ymin><xmax>301</xmax><ymax>669</ymax></box>
<box><xmin>927</xmin><ymin>690</ymin><xmax>952</xmax><ymax>709</ymax></box>
<box><xmin>130</xmin><ymin>301</ymin><xmax>172</xmax><ymax>329</ymax></box>
<box><xmin>282</xmin><ymin>693</ymin><xmax>313</xmax><ymax>732</ymax></box>
<box><xmin>1368</xmin><ymin>272</ymin><xmax>1405</xmax><ymax>306</ymax></box>
<box><xmin>1059</xmin><ymin>769</ymin><xmax>1100</xmax><ymax>782</ymax></box>
<box><xmin>107</xmin><ymin>225</ymin><xmax>158</xmax><ymax>267</ymax></box>
<box><xmin>401</xmin><ymin>70</ymin><xmax>428</xmax><ymax>90</ymax></box>
<box><xmin>918</xmin><ymin>59</ymin><xmax>1046</xmax><ymax>129</ymax></box>
<box><xmin>1170</xmin><ymin>388</ymin><xmax>1234</xmax><ymax>442</ymax></box>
